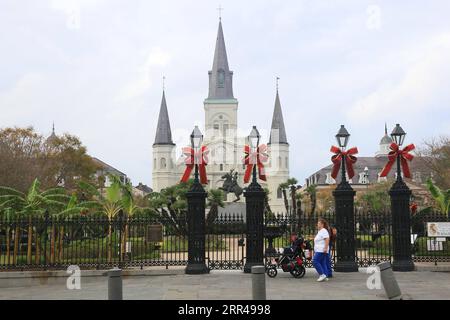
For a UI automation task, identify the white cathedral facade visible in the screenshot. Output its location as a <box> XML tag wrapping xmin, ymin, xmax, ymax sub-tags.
<box><xmin>152</xmin><ymin>19</ymin><xmax>290</xmax><ymax>212</ymax></box>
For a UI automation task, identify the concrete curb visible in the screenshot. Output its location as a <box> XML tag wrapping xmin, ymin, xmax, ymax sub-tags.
<box><xmin>415</xmin><ymin>265</ymin><xmax>450</xmax><ymax>272</ymax></box>
<box><xmin>0</xmin><ymin>268</ymin><xmax>185</xmax><ymax>288</ymax></box>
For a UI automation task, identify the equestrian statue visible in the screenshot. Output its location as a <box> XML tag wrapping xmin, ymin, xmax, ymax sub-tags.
<box><xmin>218</xmin><ymin>169</ymin><xmax>244</xmax><ymax>202</ymax></box>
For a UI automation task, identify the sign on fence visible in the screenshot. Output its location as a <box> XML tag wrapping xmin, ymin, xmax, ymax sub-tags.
<box><xmin>427</xmin><ymin>239</ymin><xmax>444</xmax><ymax>251</ymax></box>
<box><xmin>146</xmin><ymin>224</ymin><xmax>163</xmax><ymax>242</ymax></box>
<box><xmin>427</xmin><ymin>222</ymin><xmax>450</xmax><ymax>237</ymax></box>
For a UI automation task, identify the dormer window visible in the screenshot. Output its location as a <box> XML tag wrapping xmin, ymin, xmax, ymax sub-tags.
<box><xmin>359</xmin><ymin>172</ymin><xmax>369</xmax><ymax>184</ymax></box>
<box><xmin>217</xmin><ymin>69</ymin><xmax>225</xmax><ymax>88</ymax></box>
<box><xmin>325</xmin><ymin>173</ymin><xmax>336</xmax><ymax>184</ymax></box>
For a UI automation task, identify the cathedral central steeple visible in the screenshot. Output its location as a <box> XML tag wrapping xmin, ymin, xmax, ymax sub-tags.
<box><xmin>207</xmin><ymin>19</ymin><xmax>234</xmax><ymax>100</ymax></box>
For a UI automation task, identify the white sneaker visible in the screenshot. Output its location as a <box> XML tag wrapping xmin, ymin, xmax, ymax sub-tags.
<box><xmin>317</xmin><ymin>274</ymin><xmax>326</xmax><ymax>282</ymax></box>
<box><xmin>325</xmin><ymin>277</ymin><xmax>329</xmax><ymax>281</ymax></box>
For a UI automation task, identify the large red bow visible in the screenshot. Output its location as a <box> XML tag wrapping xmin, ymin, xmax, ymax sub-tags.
<box><xmin>380</xmin><ymin>143</ymin><xmax>415</xmax><ymax>178</ymax></box>
<box><xmin>180</xmin><ymin>145</ymin><xmax>209</xmax><ymax>184</ymax></box>
<box><xmin>330</xmin><ymin>146</ymin><xmax>358</xmax><ymax>180</ymax></box>
<box><xmin>243</xmin><ymin>144</ymin><xmax>268</xmax><ymax>183</ymax></box>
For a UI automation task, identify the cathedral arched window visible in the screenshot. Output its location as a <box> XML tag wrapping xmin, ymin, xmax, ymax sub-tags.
<box><xmin>223</xmin><ymin>122</ymin><xmax>229</xmax><ymax>136</ymax></box>
<box><xmin>277</xmin><ymin>188</ymin><xmax>283</xmax><ymax>199</ymax></box>
<box><xmin>160</xmin><ymin>158</ymin><xmax>166</xmax><ymax>169</ymax></box>
<box><xmin>153</xmin><ymin>158</ymin><xmax>156</xmax><ymax>169</ymax></box>
<box><xmin>217</xmin><ymin>69</ymin><xmax>225</xmax><ymax>88</ymax></box>
<box><xmin>278</xmin><ymin>156</ymin><xmax>282</xmax><ymax>168</ymax></box>
<box><xmin>285</xmin><ymin>157</ymin><xmax>289</xmax><ymax>169</ymax></box>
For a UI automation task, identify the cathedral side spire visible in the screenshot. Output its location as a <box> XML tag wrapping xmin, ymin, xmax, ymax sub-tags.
<box><xmin>153</xmin><ymin>90</ymin><xmax>174</xmax><ymax>145</ymax></box>
<box><xmin>269</xmin><ymin>89</ymin><xmax>288</xmax><ymax>145</ymax></box>
<box><xmin>207</xmin><ymin>19</ymin><xmax>234</xmax><ymax>100</ymax></box>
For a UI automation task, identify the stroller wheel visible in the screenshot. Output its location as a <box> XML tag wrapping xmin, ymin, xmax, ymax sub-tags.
<box><xmin>267</xmin><ymin>266</ymin><xmax>277</xmax><ymax>278</ymax></box>
<box><xmin>290</xmin><ymin>265</ymin><xmax>306</xmax><ymax>278</ymax></box>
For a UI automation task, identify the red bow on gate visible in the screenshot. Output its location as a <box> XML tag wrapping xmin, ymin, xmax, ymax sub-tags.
<box><xmin>330</xmin><ymin>146</ymin><xmax>358</xmax><ymax>180</ymax></box>
<box><xmin>180</xmin><ymin>145</ymin><xmax>209</xmax><ymax>184</ymax></box>
<box><xmin>243</xmin><ymin>144</ymin><xmax>268</xmax><ymax>183</ymax></box>
<box><xmin>380</xmin><ymin>143</ymin><xmax>415</xmax><ymax>178</ymax></box>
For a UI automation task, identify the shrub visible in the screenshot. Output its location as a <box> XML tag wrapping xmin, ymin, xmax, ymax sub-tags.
<box><xmin>414</xmin><ymin>237</ymin><xmax>450</xmax><ymax>256</ymax></box>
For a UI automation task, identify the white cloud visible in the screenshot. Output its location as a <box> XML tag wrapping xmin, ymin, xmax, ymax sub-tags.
<box><xmin>115</xmin><ymin>47</ymin><xmax>172</xmax><ymax>102</ymax></box>
<box><xmin>0</xmin><ymin>73</ymin><xmax>47</xmax><ymax>121</ymax></box>
<box><xmin>348</xmin><ymin>33</ymin><xmax>450</xmax><ymax>124</ymax></box>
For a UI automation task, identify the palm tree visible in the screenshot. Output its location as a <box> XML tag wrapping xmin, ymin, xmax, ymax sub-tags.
<box><xmin>0</xmin><ymin>179</ymin><xmax>67</xmax><ymax>264</ymax></box>
<box><xmin>52</xmin><ymin>194</ymin><xmax>92</xmax><ymax>263</ymax></box>
<box><xmin>278</xmin><ymin>182</ymin><xmax>289</xmax><ymax>213</ymax></box>
<box><xmin>118</xmin><ymin>179</ymin><xmax>149</xmax><ymax>259</ymax></box>
<box><xmin>206</xmin><ymin>189</ymin><xmax>225</xmax><ymax>230</ymax></box>
<box><xmin>78</xmin><ymin>177</ymin><xmax>123</xmax><ymax>263</ymax></box>
<box><xmin>305</xmin><ymin>185</ymin><xmax>317</xmax><ymax>215</ymax></box>
<box><xmin>263</xmin><ymin>187</ymin><xmax>273</xmax><ymax>218</ymax></box>
<box><xmin>426</xmin><ymin>178</ymin><xmax>450</xmax><ymax>216</ymax></box>
<box><xmin>295</xmin><ymin>192</ymin><xmax>303</xmax><ymax>231</ymax></box>
<box><xmin>287</xmin><ymin>178</ymin><xmax>299</xmax><ymax>214</ymax></box>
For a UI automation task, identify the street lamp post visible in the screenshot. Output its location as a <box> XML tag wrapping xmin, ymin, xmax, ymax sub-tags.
<box><xmin>185</xmin><ymin>126</ymin><xmax>209</xmax><ymax>274</ymax></box>
<box><xmin>333</xmin><ymin>125</ymin><xmax>358</xmax><ymax>272</ymax></box>
<box><xmin>243</xmin><ymin>126</ymin><xmax>266</xmax><ymax>273</ymax></box>
<box><xmin>389</xmin><ymin>124</ymin><xmax>414</xmax><ymax>271</ymax></box>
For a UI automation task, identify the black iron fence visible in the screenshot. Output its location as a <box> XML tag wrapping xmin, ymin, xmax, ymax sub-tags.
<box><xmin>0</xmin><ymin>210</ymin><xmax>448</xmax><ymax>270</ymax></box>
<box><xmin>0</xmin><ymin>215</ymin><xmax>188</xmax><ymax>270</ymax></box>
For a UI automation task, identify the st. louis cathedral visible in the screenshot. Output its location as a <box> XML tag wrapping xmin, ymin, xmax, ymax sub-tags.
<box><xmin>152</xmin><ymin>19</ymin><xmax>290</xmax><ymax>212</ymax></box>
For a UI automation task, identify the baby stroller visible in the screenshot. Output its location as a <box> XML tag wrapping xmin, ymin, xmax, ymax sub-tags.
<box><xmin>265</xmin><ymin>234</ymin><xmax>312</xmax><ymax>278</ymax></box>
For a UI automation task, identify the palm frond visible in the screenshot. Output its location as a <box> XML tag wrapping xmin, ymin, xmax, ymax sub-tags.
<box><xmin>41</xmin><ymin>187</ymin><xmax>67</xmax><ymax>196</ymax></box>
<box><xmin>78</xmin><ymin>181</ymin><xmax>101</xmax><ymax>197</ymax></box>
<box><xmin>0</xmin><ymin>186</ymin><xmax>25</xmax><ymax>198</ymax></box>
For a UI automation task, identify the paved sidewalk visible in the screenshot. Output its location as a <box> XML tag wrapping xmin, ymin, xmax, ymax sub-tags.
<box><xmin>0</xmin><ymin>269</ymin><xmax>449</xmax><ymax>300</ymax></box>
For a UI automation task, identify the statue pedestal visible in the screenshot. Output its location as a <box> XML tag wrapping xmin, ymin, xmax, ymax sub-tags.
<box><xmin>218</xmin><ymin>202</ymin><xmax>247</xmax><ymax>222</ymax></box>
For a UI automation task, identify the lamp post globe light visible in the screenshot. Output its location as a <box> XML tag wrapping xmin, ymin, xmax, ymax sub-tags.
<box><xmin>243</xmin><ymin>125</ymin><xmax>266</xmax><ymax>273</ymax></box>
<box><xmin>389</xmin><ymin>124</ymin><xmax>415</xmax><ymax>271</ymax></box>
<box><xmin>249</xmin><ymin>126</ymin><xmax>261</xmax><ymax>186</ymax></box>
<box><xmin>185</xmin><ymin>126</ymin><xmax>209</xmax><ymax>274</ymax></box>
<box><xmin>333</xmin><ymin>125</ymin><xmax>358</xmax><ymax>272</ymax></box>
<box><xmin>191</xmin><ymin>125</ymin><xmax>203</xmax><ymax>185</ymax></box>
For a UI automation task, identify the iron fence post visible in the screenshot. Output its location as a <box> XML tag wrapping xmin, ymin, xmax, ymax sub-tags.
<box><xmin>118</xmin><ymin>210</ymin><xmax>123</xmax><ymax>268</ymax></box>
<box><xmin>389</xmin><ymin>171</ymin><xmax>415</xmax><ymax>271</ymax></box>
<box><xmin>333</xmin><ymin>154</ymin><xmax>358</xmax><ymax>272</ymax></box>
<box><xmin>244</xmin><ymin>176</ymin><xmax>265</xmax><ymax>273</ymax></box>
<box><xmin>43</xmin><ymin>210</ymin><xmax>49</xmax><ymax>270</ymax></box>
<box><xmin>185</xmin><ymin>165</ymin><xmax>209</xmax><ymax>274</ymax></box>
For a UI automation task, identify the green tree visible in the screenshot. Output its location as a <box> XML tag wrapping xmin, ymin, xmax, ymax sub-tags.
<box><xmin>418</xmin><ymin>136</ymin><xmax>450</xmax><ymax>189</ymax></box>
<box><xmin>0</xmin><ymin>178</ymin><xmax>67</xmax><ymax>264</ymax></box>
<box><xmin>278</xmin><ymin>182</ymin><xmax>289</xmax><ymax>213</ymax></box>
<box><xmin>356</xmin><ymin>182</ymin><xmax>391</xmax><ymax>214</ymax></box>
<box><xmin>287</xmin><ymin>178</ymin><xmax>299</xmax><ymax>214</ymax></box>
<box><xmin>77</xmin><ymin>176</ymin><xmax>123</xmax><ymax>262</ymax></box>
<box><xmin>305</xmin><ymin>185</ymin><xmax>317</xmax><ymax>215</ymax></box>
<box><xmin>426</xmin><ymin>178</ymin><xmax>450</xmax><ymax>215</ymax></box>
<box><xmin>0</xmin><ymin>126</ymin><xmax>99</xmax><ymax>192</ymax></box>
<box><xmin>263</xmin><ymin>187</ymin><xmax>273</xmax><ymax>218</ymax></box>
<box><xmin>206</xmin><ymin>189</ymin><xmax>225</xmax><ymax>230</ymax></box>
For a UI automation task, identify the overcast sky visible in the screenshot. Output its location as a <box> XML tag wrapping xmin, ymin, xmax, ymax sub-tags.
<box><xmin>1</xmin><ymin>0</ymin><xmax>450</xmax><ymax>187</ymax></box>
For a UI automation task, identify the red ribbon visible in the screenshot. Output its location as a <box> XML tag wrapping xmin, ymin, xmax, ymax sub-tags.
<box><xmin>243</xmin><ymin>144</ymin><xmax>268</xmax><ymax>183</ymax></box>
<box><xmin>180</xmin><ymin>145</ymin><xmax>209</xmax><ymax>184</ymax></box>
<box><xmin>380</xmin><ymin>143</ymin><xmax>415</xmax><ymax>178</ymax></box>
<box><xmin>330</xmin><ymin>146</ymin><xmax>358</xmax><ymax>180</ymax></box>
